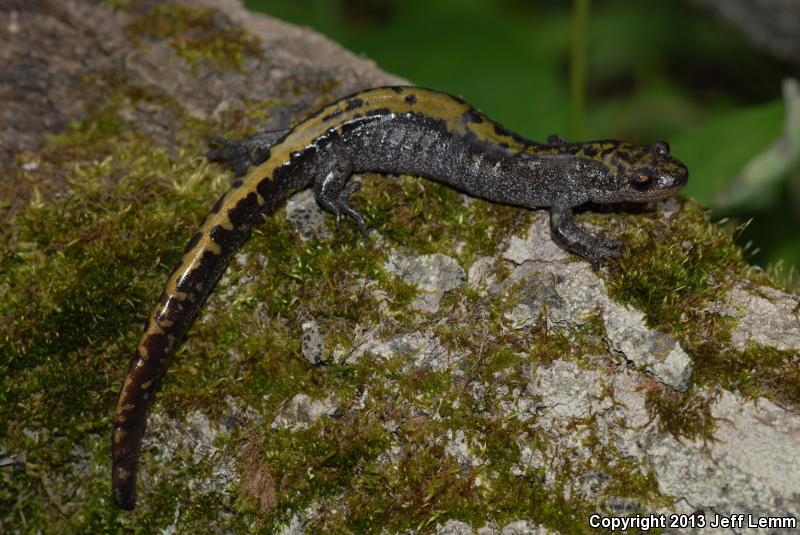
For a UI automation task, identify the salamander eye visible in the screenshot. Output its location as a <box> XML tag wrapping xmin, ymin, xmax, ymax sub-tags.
<box><xmin>632</xmin><ymin>173</ymin><xmax>654</xmax><ymax>190</ymax></box>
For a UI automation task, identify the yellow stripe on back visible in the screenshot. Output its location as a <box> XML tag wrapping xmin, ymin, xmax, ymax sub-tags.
<box><xmin>241</xmin><ymin>86</ymin><xmax>535</xmax><ymax>189</ymax></box>
<box><xmin>152</xmin><ymin>86</ymin><xmax>541</xmax><ymax>331</ymax></box>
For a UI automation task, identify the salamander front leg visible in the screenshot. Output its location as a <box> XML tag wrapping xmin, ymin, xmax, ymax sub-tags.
<box><xmin>314</xmin><ymin>160</ymin><xmax>369</xmax><ymax>239</ymax></box>
<box><xmin>549</xmin><ymin>202</ymin><xmax>621</xmax><ymax>262</ymax></box>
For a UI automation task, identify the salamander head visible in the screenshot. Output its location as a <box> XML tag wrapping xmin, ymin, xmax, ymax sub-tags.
<box><xmin>591</xmin><ymin>141</ymin><xmax>688</xmax><ymax>203</ymax></box>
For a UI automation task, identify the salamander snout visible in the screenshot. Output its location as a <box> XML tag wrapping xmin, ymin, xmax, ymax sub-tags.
<box><xmin>661</xmin><ymin>160</ymin><xmax>688</xmax><ymax>192</ymax></box>
<box><xmin>648</xmin><ymin>140</ymin><xmax>688</xmax><ymax>193</ymax></box>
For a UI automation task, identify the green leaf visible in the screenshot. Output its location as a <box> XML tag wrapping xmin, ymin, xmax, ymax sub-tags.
<box><xmin>670</xmin><ymin>99</ymin><xmax>783</xmax><ymax>204</ymax></box>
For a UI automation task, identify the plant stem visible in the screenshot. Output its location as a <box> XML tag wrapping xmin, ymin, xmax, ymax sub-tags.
<box><xmin>570</xmin><ymin>0</ymin><xmax>590</xmax><ymax>139</ymax></box>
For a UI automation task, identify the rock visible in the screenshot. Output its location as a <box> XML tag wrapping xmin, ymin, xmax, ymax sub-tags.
<box><xmin>286</xmin><ymin>190</ymin><xmax>332</xmax><ymax>241</ymax></box>
<box><xmin>444</xmin><ymin>429</ymin><xmax>484</xmax><ymax>470</ymax></box>
<box><xmin>494</xmin><ymin>259</ymin><xmax>693</xmax><ymax>390</ymax></box>
<box><xmin>657</xmin><ymin>197</ymin><xmax>681</xmax><ymax>221</ymax></box>
<box><xmin>436</xmin><ymin>520</ymin><xmax>554</xmax><ymax>535</ymax></box>
<box><xmin>502</xmin><ymin>213</ymin><xmax>569</xmax><ymax>265</ymax></box>
<box><xmin>7</xmin><ymin>0</ymin><xmax>800</xmax><ymax>532</ymax></box>
<box><xmin>468</xmin><ymin>255</ymin><xmax>496</xmax><ymax>290</ymax></box>
<box><xmin>492</xmin><ymin>261</ymin><xmax>605</xmax><ymax>327</ymax></box>
<box><xmin>720</xmin><ymin>284</ymin><xmax>800</xmax><ymax>351</ymax></box>
<box><xmin>301</xmin><ymin>320</ymin><xmax>327</xmax><ymax>364</ymax></box>
<box><xmin>506</xmin><ymin>359</ymin><xmax>603</xmax><ymax>423</ymax></box>
<box><xmin>347</xmin><ymin>329</ymin><xmax>463</xmax><ymax>371</ymax></box>
<box><xmin>496</xmin><ymin>521</ymin><xmax>552</xmax><ymax>535</ymax></box>
<box><xmin>436</xmin><ymin>520</ymin><xmax>477</xmax><ymax>535</ymax></box>
<box><xmin>603</xmin><ymin>304</ymin><xmax>693</xmax><ymax>392</ymax></box>
<box><xmin>511</xmin><ymin>360</ymin><xmax>800</xmax><ymax>528</ymax></box>
<box><xmin>612</xmin><ymin>374</ymin><xmax>800</xmax><ymax>527</ymax></box>
<box><xmin>385</xmin><ymin>251</ymin><xmax>466</xmax><ymax>313</ymax></box>
<box><xmin>501</xmin><ymin>271</ymin><xmax>566</xmax><ymax>330</ymax></box>
<box><xmin>0</xmin><ymin>0</ymin><xmax>405</xmax><ymax>220</ymax></box>
<box><xmin>604</xmin><ymin>496</ymin><xmax>640</xmax><ymax>516</ymax></box>
<box><xmin>139</xmin><ymin>407</ymin><xmax>243</xmax><ymax>504</ymax></box>
<box><xmin>276</xmin><ymin>514</ymin><xmax>307</xmax><ymax>535</ymax></box>
<box><xmin>270</xmin><ymin>394</ymin><xmax>338</xmax><ymax>431</ymax></box>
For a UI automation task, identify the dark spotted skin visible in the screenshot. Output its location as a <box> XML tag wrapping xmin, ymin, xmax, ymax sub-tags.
<box><xmin>112</xmin><ymin>86</ymin><xmax>688</xmax><ymax>509</ymax></box>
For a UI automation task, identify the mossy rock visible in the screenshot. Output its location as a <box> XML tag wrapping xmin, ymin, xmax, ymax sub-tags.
<box><xmin>2</xmin><ymin>1</ymin><xmax>799</xmax><ymax>533</ymax></box>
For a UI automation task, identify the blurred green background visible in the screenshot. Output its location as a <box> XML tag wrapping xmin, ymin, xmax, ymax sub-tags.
<box><xmin>246</xmin><ymin>0</ymin><xmax>800</xmax><ymax>285</ymax></box>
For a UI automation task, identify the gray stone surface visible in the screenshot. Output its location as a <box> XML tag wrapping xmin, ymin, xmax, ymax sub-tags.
<box><xmin>270</xmin><ymin>393</ymin><xmax>338</xmax><ymax>431</ymax></box>
<box><xmin>300</xmin><ymin>320</ymin><xmax>327</xmax><ymax>365</ymax></box>
<box><xmin>603</xmin><ymin>304</ymin><xmax>693</xmax><ymax>392</ymax></box>
<box><xmin>720</xmin><ymin>284</ymin><xmax>800</xmax><ymax>352</ymax></box>
<box><xmin>444</xmin><ymin>429</ymin><xmax>484</xmax><ymax>470</ymax></box>
<box><xmin>434</xmin><ymin>519</ymin><xmax>554</xmax><ymax>535</ymax></box>
<box><xmin>0</xmin><ymin>0</ymin><xmax>405</xmax><ymax>220</ymax></box>
<box><xmin>522</xmin><ymin>359</ymin><xmax>603</xmax><ymax>421</ymax></box>
<box><xmin>494</xmin><ymin>521</ymin><xmax>553</xmax><ymax>535</ymax></box>
<box><xmin>493</xmin><ymin>254</ymin><xmax>693</xmax><ymax>391</ymax></box>
<box><xmin>490</xmin><ymin>216</ymin><xmax>692</xmax><ymax>391</ymax></box>
<box><xmin>286</xmin><ymin>190</ymin><xmax>333</xmax><ymax>241</ymax></box>
<box><xmin>508</xmin><ymin>360</ymin><xmax>800</xmax><ymax>533</ymax></box>
<box><xmin>501</xmin><ymin>213</ymin><xmax>569</xmax><ymax>265</ymax></box>
<box><xmin>139</xmin><ymin>396</ymin><xmax>260</xmax><ymax>510</ymax></box>
<box><xmin>468</xmin><ymin>255</ymin><xmax>496</xmax><ymax>290</ymax></box>
<box><xmin>345</xmin><ymin>329</ymin><xmax>464</xmax><ymax>371</ymax></box>
<box><xmin>617</xmin><ymin>379</ymin><xmax>800</xmax><ymax>533</ymax></box>
<box><xmin>385</xmin><ymin>251</ymin><xmax>466</xmax><ymax>313</ymax></box>
<box><xmin>0</xmin><ymin>1</ymin><xmax>125</xmax><ymax>166</ymax></box>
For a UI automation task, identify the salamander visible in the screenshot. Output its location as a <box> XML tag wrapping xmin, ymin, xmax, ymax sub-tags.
<box><xmin>111</xmin><ymin>85</ymin><xmax>688</xmax><ymax>509</ymax></box>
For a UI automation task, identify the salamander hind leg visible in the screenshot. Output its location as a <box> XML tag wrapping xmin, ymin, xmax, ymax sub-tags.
<box><xmin>313</xmin><ymin>159</ymin><xmax>369</xmax><ymax>239</ymax></box>
<box><xmin>206</xmin><ymin>128</ymin><xmax>291</xmax><ymax>177</ymax></box>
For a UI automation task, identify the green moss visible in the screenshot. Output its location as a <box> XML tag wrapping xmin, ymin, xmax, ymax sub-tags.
<box><xmin>354</xmin><ymin>173</ymin><xmax>529</xmax><ymax>265</ymax></box>
<box><xmin>644</xmin><ymin>384</ymin><xmax>718</xmax><ymax>442</ymax></box>
<box><xmin>604</xmin><ymin>198</ymin><xmax>800</xmax><ymax>415</ymax></box>
<box><xmin>247</xmin><ymin>411</ymin><xmax>392</xmax><ymax>527</ymax></box>
<box><xmin>0</xmin><ymin>59</ymin><xmax>248</xmax><ymax>527</ymax></box>
<box><xmin>698</xmin><ymin>339</ymin><xmax>800</xmax><ymax>408</ymax></box>
<box><xmin>608</xmin><ymin>199</ymin><xmax>747</xmax><ymax>326</ymax></box>
<box><xmin>237</xmin><ymin>345</ymin><xmax>611</xmax><ymax>534</ymax></box>
<box><xmin>126</xmin><ymin>3</ymin><xmax>263</xmax><ymax>72</ymax></box>
<box><xmin>0</xmin><ymin>135</ymin><xmax>232</xmax><ymax>533</ymax></box>
<box><xmin>223</xmin><ymin>276</ymin><xmax>619</xmax><ymax>533</ymax></box>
